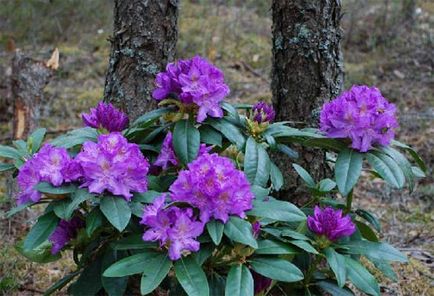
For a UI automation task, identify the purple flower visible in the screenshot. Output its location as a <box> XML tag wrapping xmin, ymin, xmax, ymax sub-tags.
<box><xmin>252</xmin><ymin>101</ymin><xmax>275</xmax><ymax>123</ymax></box>
<box><xmin>154</xmin><ymin>132</ymin><xmax>178</xmax><ymax>170</ymax></box>
<box><xmin>252</xmin><ymin>270</ymin><xmax>272</xmax><ymax>294</ymax></box>
<box><xmin>82</xmin><ymin>102</ymin><xmax>129</xmax><ymax>132</ymax></box>
<box><xmin>170</xmin><ymin>153</ymin><xmax>254</xmax><ymax>223</ymax></box>
<box><xmin>16</xmin><ymin>144</ymin><xmax>77</xmax><ymax>205</ymax></box>
<box><xmin>252</xmin><ymin>221</ymin><xmax>261</xmax><ymax>239</ymax></box>
<box><xmin>152</xmin><ymin>56</ymin><xmax>230</xmax><ymax>122</ymax></box>
<box><xmin>49</xmin><ymin>216</ymin><xmax>85</xmax><ymax>254</ymax></box>
<box><xmin>140</xmin><ymin>195</ymin><xmax>204</xmax><ymax>260</ymax></box>
<box><xmin>75</xmin><ymin>132</ymin><xmax>149</xmax><ymax>200</ymax></box>
<box><xmin>154</xmin><ymin>131</ymin><xmax>212</xmax><ymax>170</ymax></box>
<box><xmin>307</xmin><ymin>206</ymin><xmax>356</xmax><ymax>241</ymax></box>
<box><xmin>320</xmin><ymin>85</ymin><xmax>398</xmax><ymax>152</ymax></box>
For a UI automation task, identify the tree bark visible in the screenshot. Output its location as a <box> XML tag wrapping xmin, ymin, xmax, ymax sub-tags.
<box><xmin>104</xmin><ymin>0</ymin><xmax>179</xmax><ymax>121</ymax></box>
<box><xmin>271</xmin><ymin>0</ymin><xmax>344</xmax><ymax>201</ymax></box>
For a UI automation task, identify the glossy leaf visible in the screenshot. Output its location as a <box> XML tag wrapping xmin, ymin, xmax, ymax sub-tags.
<box><xmin>345</xmin><ymin>257</ymin><xmax>380</xmax><ymax>296</ymax></box>
<box><xmin>355</xmin><ymin>209</ymin><xmax>381</xmax><ymax>232</ymax></box>
<box><xmin>173</xmin><ymin>119</ymin><xmax>200</xmax><ymax>165</ymax></box>
<box><xmin>335</xmin><ymin>148</ymin><xmax>363</xmax><ymax>196</ymax></box>
<box><xmin>225</xmin><ymin>264</ymin><xmax>254</xmax><ymax>296</ymax></box>
<box><xmin>316</xmin><ymin>280</ymin><xmax>354</xmax><ymax>296</ymax></box>
<box><xmin>270</xmin><ymin>162</ymin><xmax>284</xmax><ymax>191</ymax></box>
<box><xmin>249</xmin><ymin>257</ymin><xmax>304</xmax><ymax>282</ymax></box>
<box><xmin>223</xmin><ymin>217</ymin><xmax>258</xmax><ymax>248</ymax></box>
<box><xmin>292</xmin><ymin>164</ymin><xmax>315</xmax><ymax>188</ymax></box>
<box><xmin>207</xmin><ymin>219</ymin><xmax>224</xmax><ymax>245</ymax></box>
<box><xmin>355</xmin><ymin>221</ymin><xmax>378</xmax><ymax>242</ymax></box>
<box><xmin>255</xmin><ymin>239</ymin><xmax>297</xmax><ymax>255</ymax></box>
<box><xmin>35</xmin><ymin>182</ymin><xmax>77</xmax><ymax>195</ymax></box>
<box><xmin>366</xmin><ymin>152</ymin><xmax>405</xmax><ymax>188</ymax></box>
<box><xmin>244</xmin><ymin>137</ymin><xmax>270</xmax><ymax>187</ymax></box>
<box><xmin>140</xmin><ymin>254</ymin><xmax>172</xmax><ymax>295</ymax></box>
<box><xmin>24</xmin><ymin>212</ymin><xmax>58</xmax><ymax>250</ymax></box>
<box><xmin>248</xmin><ymin>198</ymin><xmax>306</xmax><ymax>222</ymax></box>
<box><xmin>200</xmin><ymin>125</ymin><xmax>222</xmax><ymax>147</ymax></box>
<box><xmin>100</xmin><ymin>196</ymin><xmax>132</xmax><ymax>232</ymax></box>
<box><xmin>103</xmin><ymin>252</ymin><xmax>157</xmax><ymax>277</ymax></box>
<box><xmin>324</xmin><ymin>247</ymin><xmax>346</xmax><ymax>287</ymax></box>
<box><xmin>339</xmin><ymin>240</ymin><xmax>407</xmax><ymax>262</ymax></box>
<box><xmin>29</xmin><ymin>128</ymin><xmax>47</xmax><ymax>153</ymax></box>
<box><xmin>174</xmin><ymin>256</ymin><xmax>209</xmax><ymax>296</ymax></box>
<box><xmin>51</xmin><ymin>127</ymin><xmax>98</xmax><ymax>148</ymax></box>
<box><xmin>0</xmin><ymin>144</ymin><xmax>22</xmax><ymax>159</ymax></box>
<box><xmin>206</xmin><ymin>118</ymin><xmax>245</xmax><ymax>150</ymax></box>
<box><xmin>86</xmin><ymin>207</ymin><xmax>104</xmax><ymax>237</ymax></box>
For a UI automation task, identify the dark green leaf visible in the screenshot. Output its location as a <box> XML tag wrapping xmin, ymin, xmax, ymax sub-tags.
<box><xmin>70</xmin><ymin>255</ymin><xmax>103</xmax><ymax>295</ymax></box>
<box><xmin>249</xmin><ymin>257</ymin><xmax>304</xmax><ymax>282</ymax></box>
<box><xmin>224</xmin><ymin>217</ymin><xmax>258</xmax><ymax>248</ymax></box>
<box><xmin>130</xmin><ymin>202</ymin><xmax>144</xmax><ymax>217</ymax></box>
<box><xmin>200</xmin><ymin>125</ymin><xmax>222</xmax><ymax>147</ymax></box>
<box><xmin>103</xmin><ymin>252</ymin><xmax>157</xmax><ymax>277</ymax></box>
<box><xmin>250</xmin><ymin>185</ymin><xmax>269</xmax><ymax>200</ymax></box>
<box><xmin>141</xmin><ymin>254</ymin><xmax>172</xmax><ymax>295</ymax></box>
<box><xmin>207</xmin><ymin>219</ymin><xmax>224</xmax><ymax>245</ymax></box>
<box><xmin>111</xmin><ymin>234</ymin><xmax>156</xmax><ymax>250</ymax></box>
<box><xmin>380</xmin><ymin>146</ymin><xmax>415</xmax><ymax>191</ymax></box>
<box><xmin>292</xmin><ymin>164</ymin><xmax>315</xmax><ymax>188</ymax></box>
<box><xmin>101</xmin><ymin>249</ymin><xmax>128</xmax><ymax>296</ymax></box>
<box><xmin>318</xmin><ymin>178</ymin><xmax>336</xmax><ymax>192</ymax></box>
<box><xmin>29</xmin><ymin>128</ymin><xmax>47</xmax><ymax>153</ymax></box>
<box><xmin>173</xmin><ymin>119</ymin><xmax>200</xmax><ymax>165</ymax></box>
<box><xmin>244</xmin><ymin>137</ymin><xmax>270</xmax><ymax>187</ymax></box>
<box><xmin>24</xmin><ymin>212</ymin><xmax>59</xmax><ymax>250</ymax></box>
<box><xmin>355</xmin><ymin>221</ymin><xmax>378</xmax><ymax>242</ymax></box>
<box><xmin>209</xmin><ymin>273</ymin><xmax>226</xmax><ymax>296</ymax></box>
<box><xmin>255</xmin><ymin>239</ymin><xmax>297</xmax><ymax>255</ymax></box>
<box><xmin>392</xmin><ymin>140</ymin><xmax>427</xmax><ymax>172</ymax></box>
<box><xmin>132</xmin><ymin>107</ymin><xmax>173</xmax><ymax>126</ymax></box>
<box><xmin>280</xmin><ymin>229</ymin><xmax>310</xmax><ymax>241</ymax></box>
<box><xmin>355</xmin><ymin>209</ymin><xmax>381</xmax><ymax>232</ymax></box>
<box><xmin>225</xmin><ymin>264</ymin><xmax>253</xmax><ymax>296</ymax></box>
<box><xmin>51</xmin><ymin>127</ymin><xmax>98</xmax><ymax>148</ymax></box>
<box><xmin>0</xmin><ymin>144</ymin><xmax>22</xmax><ymax>159</ymax></box>
<box><xmin>44</xmin><ymin>271</ymin><xmax>80</xmax><ymax>296</ymax></box>
<box><xmin>303</xmin><ymin>137</ymin><xmax>347</xmax><ymax>151</ymax></box>
<box><xmin>368</xmin><ymin>257</ymin><xmax>398</xmax><ymax>282</ymax></box>
<box><xmin>16</xmin><ymin>241</ymin><xmax>61</xmax><ymax>263</ymax></box>
<box><xmin>53</xmin><ymin>200</ymin><xmax>69</xmax><ymax>219</ymax></box>
<box><xmin>324</xmin><ymin>247</ymin><xmax>346</xmax><ymax>287</ymax></box>
<box><xmin>86</xmin><ymin>207</ymin><xmax>104</xmax><ymax>237</ymax></box>
<box><xmin>174</xmin><ymin>256</ymin><xmax>209</xmax><ymax>296</ymax></box>
<box><xmin>194</xmin><ymin>244</ymin><xmax>214</xmax><ymax>266</ymax></box>
<box><xmin>248</xmin><ymin>199</ymin><xmax>306</xmax><ymax>222</ymax></box>
<box><xmin>35</xmin><ymin>182</ymin><xmax>77</xmax><ymax>195</ymax></box>
<box><xmin>335</xmin><ymin>148</ymin><xmax>363</xmax><ymax>196</ymax></box>
<box><xmin>366</xmin><ymin>152</ymin><xmax>405</xmax><ymax>188</ymax></box>
<box><xmin>7</xmin><ymin>202</ymin><xmax>34</xmax><ymax>218</ymax></box>
<box><xmin>100</xmin><ymin>196</ymin><xmax>132</xmax><ymax>232</ymax></box>
<box><xmin>65</xmin><ymin>189</ymin><xmax>94</xmax><ymax>220</ymax></box>
<box><xmin>0</xmin><ymin>162</ymin><xmax>15</xmax><ymax>172</ymax></box>
<box><xmin>133</xmin><ymin>190</ymin><xmax>161</xmax><ymax>203</ymax></box>
<box><xmin>339</xmin><ymin>240</ymin><xmax>407</xmax><ymax>262</ymax></box>
<box><xmin>315</xmin><ymin>280</ymin><xmax>354</xmax><ymax>296</ymax></box>
<box><xmin>289</xmin><ymin>240</ymin><xmax>318</xmax><ymax>254</ymax></box>
<box><xmin>206</xmin><ymin>118</ymin><xmax>245</xmax><ymax>150</ymax></box>
<box><xmin>345</xmin><ymin>257</ymin><xmax>380</xmax><ymax>296</ymax></box>
<box><xmin>270</xmin><ymin>162</ymin><xmax>284</xmax><ymax>191</ymax></box>
<box><xmin>276</xmin><ymin>143</ymin><xmax>298</xmax><ymax>159</ymax></box>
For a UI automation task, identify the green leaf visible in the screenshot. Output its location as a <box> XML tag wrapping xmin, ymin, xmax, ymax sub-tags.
<box><xmin>174</xmin><ymin>256</ymin><xmax>210</xmax><ymax>296</ymax></box>
<box><xmin>29</xmin><ymin>128</ymin><xmax>47</xmax><ymax>153</ymax></box>
<box><xmin>292</xmin><ymin>164</ymin><xmax>315</xmax><ymax>188</ymax></box>
<box><xmin>289</xmin><ymin>240</ymin><xmax>318</xmax><ymax>254</ymax></box>
<box><xmin>51</xmin><ymin>127</ymin><xmax>98</xmax><ymax>148</ymax></box>
<box><xmin>255</xmin><ymin>239</ymin><xmax>297</xmax><ymax>255</ymax></box>
<box><xmin>206</xmin><ymin>118</ymin><xmax>245</xmax><ymax>150</ymax></box>
<box><xmin>173</xmin><ymin>119</ymin><xmax>200</xmax><ymax>165</ymax></box>
<box><xmin>207</xmin><ymin>219</ymin><xmax>224</xmax><ymax>245</ymax></box>
<box><xmin>65</xmin><ymin>189</ymin><xmax>94</xmax><ymax>220</ymax></box>
<box><xmin>345</xmin><ymin>257</ymin><xmax>380</xmax><ymax>296</ymax></box>
<box><xmin>244</xmin><ymin>137</ymin><xmax>270</xmax><ymax>187</ymax></box>
<box><xmin>355</xmin><ymin>209</ymin><xmax>381</xmax><ymax>232</ymax></box>
<box><xmin>24</xmin><ymin>212</ymin><xmax>59</xmax><ymax>250</ymax></box>
<box><xmin>303</xmin><ymin>137</ymin><xmax>348</xmax><ymax>151</ymax></box>
<box><xmin>324</xmin><ymin>248</ymin><xmax>346</xmax><ymax>287</ymax></box>
<box><xmin>276</xmin><ymin>143</ymin><xmax>298</xmax><ymax>159</ymax></box>
<box><xmin>392</xmin><ymin>140</ymin><xmax>427</xmax><ymax>172</ymax></box>
<box><xmin>225</xmin><ymin>264</ymin><xmax>254</xmax><ymax>296</ymax></box>
<box><xmin>248</xmin><ymin>198</ymin><xmax>306</xmax><ymax>222</ymax></box>
<box><xmin>280</xmin><ymin>229</ymin><xmax>310</xmax><ymax>241</ymax></box>
<box><xmin>132</xmin><ymin>107</ymin><xmax>173</xmax><ymax>126</ymax></box>
<box><xmin>130</xmin><ymin>202</ymin><xmax>144</xmax><ymax>217</ymax></box>
<box><xmin>103</xmin><ymin>252</ymin><xmax>157</xmax><ymax>277</ymax></box>
<box><xmin>16</xmin><ymin>241</ymin><xmax>61</xmax><ymax>263</ymax></box>
<box><xmin>315</xmin><ymin>280</ymin><xmax>354</xmax><ymax>296</ymax></box>
<box><xmin>250</xmin><ymin>185</ymin><xmax>269</xmax><ymax>199</ymax></box>
<box><xmin>86</xmin><ymin>207</ymin><xmax>104</xmax><ymax>237</ymax></box>
<box><xmin>209</xmin><ymin>273</ymin><xmax>226</xmax><ymax>296</ymax></box>
<box><xmin>70</xmin><ymin>255</ymin><xmax>103</xmax><ymax>295</ymax></box>
<box><xmin>223</xmin><ymin>217</ymin><xmax>258</xmax><ymax>248</ymax></box>
<box><xmin>111</xmin><ymin>234</ymin><xmax>156</xmax><ymax>250</ymax></box>
<box><xmin>7</xmin><ymin>202</ymin><xmax>34</xmax><ymax>218</ymax></box>
<box><xmin>318</xmin><ymin>178</ymin><xmax>336</xmax><ymax>192</ymax></box>
<box><xmin>53</xmin><ymin>200</ymin><xmax>69</xmax><ymax>220</ymax></box>
<box><xmin>368</xmin><ymin>257</ymin><xmax>398</xmax><ymax>282</ymax></box>
<box><xmin>101</xmin><ymin>249</ymin><xmax>128</xmax><ymax>296</ymax></box>
<box><xmin>339</xmin><ymin>240</ymin><xmax>407</xmax><ymax>262</ymax></box>
<box><xmin>133</xmin><ymin>190</ymin><xmax>161</xmax><ymax>203</ymax></box>
<box><xmin>200</xmin><ymin>125</ymin><xmax>222</xmax><ymax>147</ymax></box>
<box><xmin>141</xmin><ymin>254</ymin><xmax>172</xmax><ymax>295</ymax></box>
<box><xmin>355</xmin><ymin>221</ymin><xmax>378</xmax><ymax>242</ymax></box>
<box><xmin>366</xmin><ymin>152</ymin><xmax>405</xmax><ymax>188</ymax></box>
<box><xmin>194</xmin><ymin>244</ymin><xmax>214</xmax><ymax>266</ymax></box>
<box><xmin>35</xmin><ymin>182</ymin><xmax>77</xmax><ymax>195</ymax></box>
<box><xmin>44</xmin><ymin>271</ymin><xmax>80</xmax><ymax>296</ymax></box>
<box><xmin>0</xmin><ymin>162</ymin><xmax>16</xmax><ymax>172</ymax></box>
<box><xmin>270</xmin><ymin>162</ymin><xmax>284</xmax><ymax>191</ymax></box>
<box><xmin>100</xmin><ymin>196</ymin><xmax>132</xmax><ymax>232</ymax></box>
<box><xmin>0</xmin><ymin>145</ymin><xmax>22</xmax><ymax>159</ymax></box>
<box><xmin>335</xmin><ymin>148</ymin><xmax>363</xmax><ymax>196</ymax></box>
<box><xmin>249</xmin><ymin>257</ymin><xmax>304</xmax><ymax>282</ymax></box>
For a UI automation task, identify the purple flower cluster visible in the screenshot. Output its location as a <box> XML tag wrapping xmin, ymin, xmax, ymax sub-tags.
<box><xmin>152</xmin><ymin>56</ymin><xmax>230</xmax><ymax>122</ymax></box>
<box><xmin>320</xmin><ymin>85</ymin><xmax>398</xmax><ymax>152</ymax></box>
<box><xmin>17</xmin><ymin>144</ymin><xmax>79</xmax><ymax>205</ymax></box>
<box><xmin>252</xmin><ymin>101</ymin><xmax>275</xmax><ymax>123</ymax></box>
<box><xmin>252</xmin><ymin>270</ymin><xmax>273</xmax><ymax>295</ymax></box>
<box><xmin>49</xmin><ymin>216</ymin><xmax>85</xmax><ymax>254</ymax></box>
<box><xmin>140</xmin><ymin>195</ymin><xmax>204</xmax><ymax>260</ymax></box>
<box><xmin>154</xmin><ymin>132</ymin><xmax>211</xmax><ymax>170</ymax></box>
<box><xmin>307</xmin><ymin>206</ymin><xmax>356</xmax><ymax>241</ymax></box>
<box><xmin>170</xmin><ymin>153</ymin><xmax>254</xmax><ymax>223</ymax></box>
<box><xmin>76</xmin><ymin>132</ymin><xmax>149</xmax><ymax>200</ymax></box>
<box><xmin>82</xmin><ymin>102</ymin><xmax>129</xmax><ymax>132</ymax></box>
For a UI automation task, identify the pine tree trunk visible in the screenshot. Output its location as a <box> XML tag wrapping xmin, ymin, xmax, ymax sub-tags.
<box><xmin>271</xmin><ymin>0</ymin><xmax>344</xmax><ymax>201</ymax></box>
<box><xmin>104</xmin><ymin>0</ymin><xmax>179</xmax><ymax>121</ymax></box>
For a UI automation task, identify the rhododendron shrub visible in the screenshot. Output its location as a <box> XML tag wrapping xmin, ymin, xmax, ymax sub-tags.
<box><xmin>1</xmin><ymin>56</ymin><xmax>426</xmax><ymax>296</ymax></box>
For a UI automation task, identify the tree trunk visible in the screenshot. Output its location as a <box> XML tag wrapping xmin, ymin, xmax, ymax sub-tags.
<box><xmin>104</xmin><ymin>0</ymin><xmax>179</xmax><ymax>121</ymax></box>
<box><xmin>271</xmin><ymin>0</ymin><xmax>344</xmax><ymax>201</ymax></box>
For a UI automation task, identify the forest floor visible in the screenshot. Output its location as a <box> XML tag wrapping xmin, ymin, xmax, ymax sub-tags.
<box><xmin>0</xmin><ymin>1</ymin><xmax>433</xmax><ymax>295</ymax></box>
